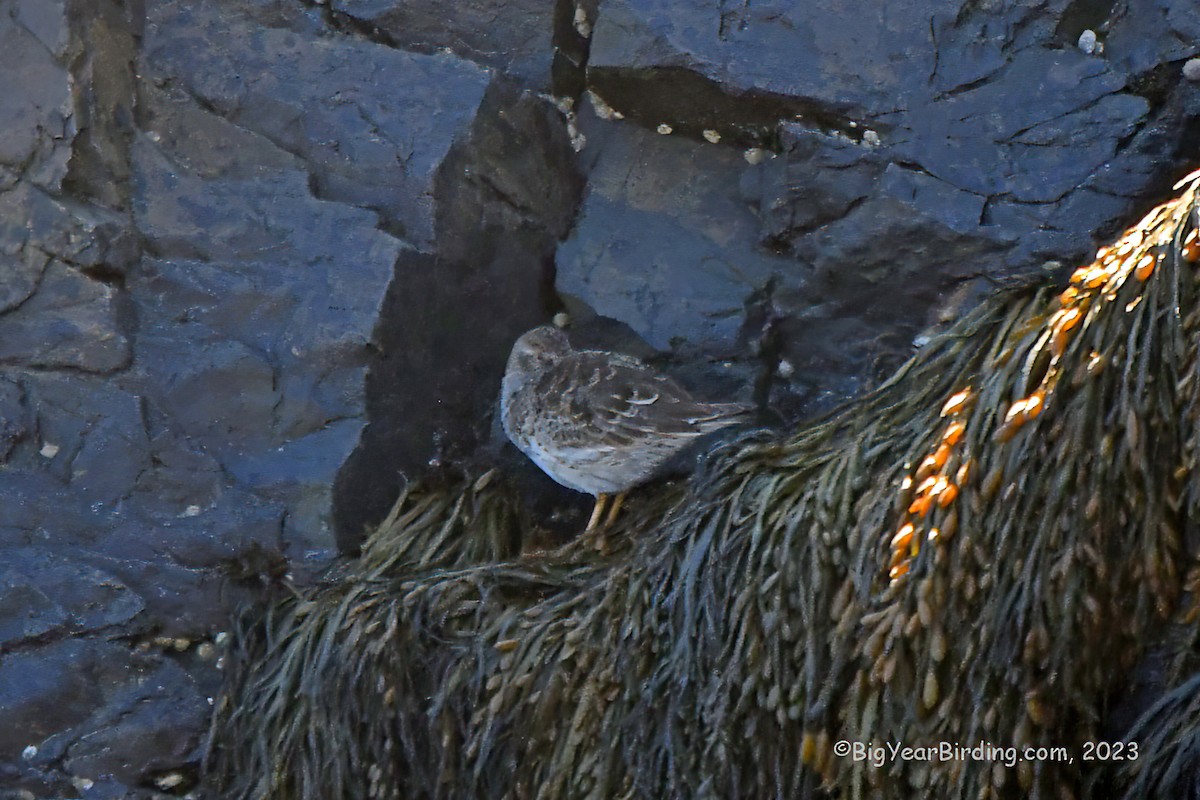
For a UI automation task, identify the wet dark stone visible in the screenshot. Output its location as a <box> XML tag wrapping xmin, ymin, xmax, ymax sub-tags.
<box><xmin>789</xmin><ymin>166</ymin><xmax>1010</xmax><ymax>321</ymax></box>
<box><xmin>0</xmin><ymin>188</ymin><xmax>52</xmax><ymax>314</ymax></box>
<box><xmin>12</xmin><ymin>0</ymin><xmax>71</xmax><ymax>59</ymax></box>
<box><xmin>0</xmin><ymin>640</ymin><xmax>123</xmax><ymax>761</ymax></box>
<box><xmin>0</xmin><ymin>377</ymin><xmax>26</xmax><ymax>462</ymax></box>
<box><xmin>585</xmin><ymin>0</ymin><xmax>1196</xmax><ymax>278</ymax></box>
<box><xmin>0</xmin><ymin>3</ymin><xmax>73</xmax><ymax>192</ymax></box>
<box><xmin>0</xmin><ymin>184</ymin><xmax>138</xmax><ymax>288</ymax></box>
<box><xmin>332</xmin><ymin>0</ymin><xmax>559</xmax><ymax>88</ymax></box>
<box><xmin>0</xmin><ymin>261</ymin><xmax>129</xmax><ymax>373</ymax></box>
<box><xmin>0</xmin><ymin>640</ymin><xmax>211</xmax><ymax>796</ymax></box>
<box><xmin>17</xmin><ymin>374</ymin><xmax>145</xmax><ymax>502</ymax></box>
<box><xmin>0</xmin><ymin>582</ymin><xmax>65</xmax><ymax>648</ymax></box>
<box><xmin>136</xmin><ymin>334</ymin><xmax>277</xmax><ymax>461</ymax></box>
<box><xmin>1102</xmin><ymin>0</ymin><xmax>1200</xmax><ymax>75</ymax></box>
<box><xmin>222</xmin><ymin>0</ymin><xmax>329</xmax><ymax>34</ymax></box>
<box><xmin>130</xmin><ymin>431</ymin><xmax>225</xmax><ymax>520</ymax></box>
<box><xmin>62</xmin><ymin>657</ymin><xmax>209</xmax><ymax>785</ymax></box>
<box><xmin>142</xmin><ymin>0</ymin><xmax>492</xmax><ymax>246</ymax></box>
<box><xmin>755</xmin><ymin>125</ymin><xmax>886</xmax><ymax>247</ymax></box>
<box><xmin>134</xmin><ymin>78</ymin><xmax>304</xmax><ymax>182</ymax></box>
<box><xmin>0</xmin><ymin>550</ymin><xmax>143</xmax><ymax>648</ymax></box>
<box><xmin>129</xmin><ymin>97</ymin><xmax>402</xmax><ymax>545</ymax></box>
<box><xmin>86</xmin><ymin>551</ymin><xmax>258</xmax><ymax>637</ymax></box>
<box><xmin>587</xmin><ymin>0</ymin><xmax>943</xmax><ymax>117</ymax></box>
<box><xmin>127</xmin><ymin>1</ymin><xmax>501</xmax><ymax>545</ymax></box>
<box><xmin>558</xmin><ymin>118</ymin><xmax>793</xmax><ymax>352</ymax></box>
<box><xmin>748</xmin><ymin>151</ymin><xmax>1016</xmax><ymax>408</ymax></box>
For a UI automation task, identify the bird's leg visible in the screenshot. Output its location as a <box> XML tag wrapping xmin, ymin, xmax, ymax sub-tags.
<box><xmin>603</xmin><ymin>491</ymin><xmax>627</xmax><ymax>529</ymax></box>
<box><xmin>585</xmin><ymin>493</ymin><xmax>609</xmax><ymax>533</ymax></box>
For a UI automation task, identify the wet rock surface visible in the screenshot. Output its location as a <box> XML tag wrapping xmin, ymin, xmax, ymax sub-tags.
<box><xmin>329</xmin><ymin>0</ymin><xmax>560</xmax><ymax>88</ymax></box>
<box><xmin>0</xmin><ymin>0</ymin><xmax>1195</xmax><ymax>794</ymax></box>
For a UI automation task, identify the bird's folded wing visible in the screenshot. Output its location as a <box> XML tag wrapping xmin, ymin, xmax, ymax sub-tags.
<box><xmin>537</xmin><ymin>351</ymin><xmax>746</xmax><ymax>447</ymax></box>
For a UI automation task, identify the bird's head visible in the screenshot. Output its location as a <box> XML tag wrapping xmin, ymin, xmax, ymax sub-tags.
<box><xmin>506</xmin><ymin>323</ymin><xmax>571</xmax><ymax>383</ymax></box>
<box><xmin>502</xmin><ymin>325</ymin><xmax>571</xmax><ymax>395</ymax></box>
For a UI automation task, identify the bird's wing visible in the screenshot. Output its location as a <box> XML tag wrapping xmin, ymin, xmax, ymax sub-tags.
<box><xmin>536</xmin><ymin>350</ymin><xmax>749</xmax><ymax>448</ymax></box>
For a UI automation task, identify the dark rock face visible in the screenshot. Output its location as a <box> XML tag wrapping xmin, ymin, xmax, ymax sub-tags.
<box><xmin>330</xmin><ymin>0</ymin><xmax>560</xmax><ymax>89</ymax></box>
<box><xmin>0</xmin><ymin>551</ymin><xmax>143</xmax><ymax>648</ymax></box>
<box><xmin>142</xmin><ymin>1</ymin><xmax>492</xmax><ymax>246</ymax></box>
<box><xmin>583</xmin><ymin>0</ymin><xmax>1199</xmax><ymax>413</ymax></box>
<box><xmin>0</xmin><ymin>0</ymin><xmax>1195</xmax><ymax>792</ymax></box>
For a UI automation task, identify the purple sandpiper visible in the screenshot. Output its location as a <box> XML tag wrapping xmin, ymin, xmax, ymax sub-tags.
<box><xmin>500</xmin><ymin>324</ymin><xmax>752</xmax><ymax>531</ymax></box>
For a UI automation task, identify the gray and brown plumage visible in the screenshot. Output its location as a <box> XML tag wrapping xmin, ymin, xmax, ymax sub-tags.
<box><xmin>501</xmin><ymin>325</ymin><xmax>752</xmax><ymax>532</ymax></box>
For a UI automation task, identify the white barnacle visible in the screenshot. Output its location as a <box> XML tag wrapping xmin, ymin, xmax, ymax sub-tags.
<box><xmin>1077</xmin><ymin>29</ymin><xmax>1098</xmax><ymax>55</ymax></box>
<box><xmin>548</xmin><ymin>94</ymin><xmax>575</xmax><ymax>115</ymax></box>
<box><xmin>573</xmin><ymin>5</ymin><xmax>591</xmax><ymax>38</ymax></box>
<box><xmin>565</xmin><ymin>113</ymin><xmax>587</xmax><ymax>152</ymax></box>
<box><xmin>586</xmin><ymin>91</ymin><xmax>623</xmax><ymax>120</ymax></box>
<box><xmin>156</xmin><ymin>773</ymin><xmax>186</xmax><ymax>790</ymax></box>
<box><xmin>585</xmin><ymin>91</ymin><xmax>624</xmax><ymax>120</ymax></box>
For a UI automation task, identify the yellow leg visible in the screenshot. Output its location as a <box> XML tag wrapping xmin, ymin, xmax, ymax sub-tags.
<box><xmin>585</xmin><ymin>493</ymin><xmax>609</xmax><ymax>533</ymax></box>
<box><xmin>603</xmin><ymin>492</ymin><xmax>627</xmax><ymax>529</ymax></box>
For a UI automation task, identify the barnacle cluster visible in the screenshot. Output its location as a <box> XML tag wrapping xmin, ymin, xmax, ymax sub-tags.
<box><xmin>211</xmin><ymin>172</ymin><xmax>1200</xmax><ymax>800</ymax></box>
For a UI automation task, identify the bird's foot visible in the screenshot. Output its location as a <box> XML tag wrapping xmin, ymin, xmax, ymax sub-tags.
<box><xmin>585</xmin><ymin>493</ymin><xmax>609</xmax><ymax>534</ymax></box>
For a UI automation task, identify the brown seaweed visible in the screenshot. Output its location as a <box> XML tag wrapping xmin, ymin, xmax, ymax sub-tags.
<box><xmin>209</xmin><ymin>171</ymin><xmax>1200</xmax><ymax>800</ymax></box>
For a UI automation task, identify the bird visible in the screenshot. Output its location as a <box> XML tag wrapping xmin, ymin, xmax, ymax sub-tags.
<box><xmin>500</xmin><ymin>324</ymin><xmax>753</xmax><ymax>534</ymax></box>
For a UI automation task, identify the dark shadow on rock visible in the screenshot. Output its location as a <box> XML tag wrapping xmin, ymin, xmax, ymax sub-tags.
<box><xmin>333</xmin><ymin>79</ymin><xmax>585</xmax><ymax>551</ymax></box>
